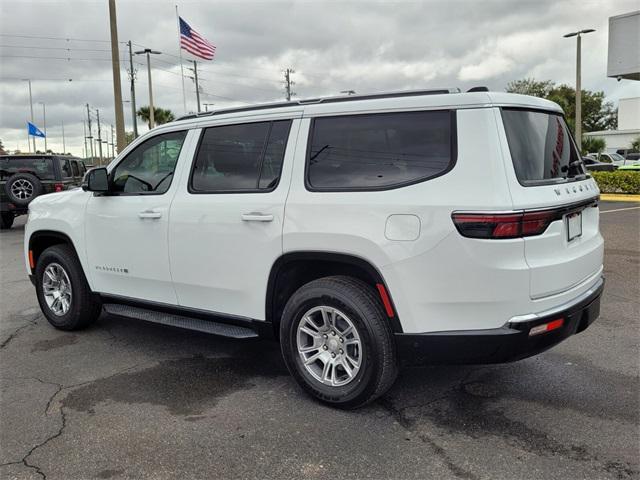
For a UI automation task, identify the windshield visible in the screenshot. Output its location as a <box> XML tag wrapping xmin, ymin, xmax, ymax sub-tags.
<box><xmin>610</xmin><ymin>153</ymin><xmax>624</xmax><ymax>162</ymax></box>
<box><xmin>501</xmin><ymin>108</ymin><xmax>584</xmax><ymax>185</ymax></box>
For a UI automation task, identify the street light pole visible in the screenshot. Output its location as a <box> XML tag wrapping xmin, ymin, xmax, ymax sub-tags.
<box><xmin>564</xmin><ymin>28</ymin><xmax>595</xmax><ymax>151</ymax></box>
<box><xmin>135</xmin><ymin>48</ymin><xmax>161</xmax><ymax>129</ymax></box>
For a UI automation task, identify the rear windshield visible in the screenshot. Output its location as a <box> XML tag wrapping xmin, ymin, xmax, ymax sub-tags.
<box><xmin>501</xmin><ymin>109</ymin><xmax>584</xmax><ymax>185</ymax></box>
<box><xmin>0</xmin><ymin>157</ymin><xmax>56</xmax><ymax>181</ymax></box>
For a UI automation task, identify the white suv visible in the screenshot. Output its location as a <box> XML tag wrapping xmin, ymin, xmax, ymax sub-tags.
<box><xmin>25</xmin><ymin>89</ymin><xmax>604</xmax><ymax>408</ymax></box>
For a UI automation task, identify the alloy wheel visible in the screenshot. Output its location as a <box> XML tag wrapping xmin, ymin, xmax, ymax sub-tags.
<box><xmin>42</xmin><ymin>263</ymin><xmax>73</xmax><ymax>316</ymax></box>
<box><xmin>296</xmin><ymin>306</ymin><xmax>362</xmax><ymax>386</ymax></box>
<box><xmin>10</xmin><ymin>179</ymin><xmax>34</xmax><ymax>200</ymax></box>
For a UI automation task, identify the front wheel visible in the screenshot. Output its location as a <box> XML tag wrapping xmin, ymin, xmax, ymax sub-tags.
<box><xmin>35</xmin><ymin>244</ymin><xmax>102</xmax><ymax>330</ymax></box>
<box><xmin>280</xmin><ymin>276</ymin><xmax>398</xmax><ymax>409</ymax></box>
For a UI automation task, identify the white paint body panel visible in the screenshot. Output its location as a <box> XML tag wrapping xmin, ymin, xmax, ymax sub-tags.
<box><xmin>24</xmin><ymin>91</ymin><xmax>604</xmax><ymax>336</ymax></box>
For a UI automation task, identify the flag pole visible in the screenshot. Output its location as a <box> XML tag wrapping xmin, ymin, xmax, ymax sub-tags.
<box><xmin>175</xmin><ymin>5</ymin><xmax>187</xmax><ymax>114</ymax></box>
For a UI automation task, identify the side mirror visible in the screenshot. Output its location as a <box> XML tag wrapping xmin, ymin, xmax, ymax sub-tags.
<box><xmin>82</xmin><ymin>167</ymin><xmax>109</xmax><ymax>193</ymax></box>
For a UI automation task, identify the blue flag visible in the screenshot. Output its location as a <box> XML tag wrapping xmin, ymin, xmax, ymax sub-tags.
<box><xmin>27</xmin><ymin>122</ymin><xmax>46</xmax><ymax>138</ymax></box>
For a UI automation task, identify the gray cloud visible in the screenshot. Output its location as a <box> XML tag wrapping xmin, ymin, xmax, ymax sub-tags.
<box><xmin>1</xmin><ymin>0</ymin><xmax>638</xmax><ymax>156</ymax></box>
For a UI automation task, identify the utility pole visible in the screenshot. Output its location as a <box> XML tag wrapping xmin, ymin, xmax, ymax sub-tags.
<box><xmin>190</xmin><ymin>60</ymin><xmax>201</xmax><ymax>112</ymax></box>
<box><xmin>61</xmin><ymin>120</ymin><xmax>66</xmax><ymax>154</ymax></box>
<box><xmin>110</xmin><ymin>124</ymin><xmax>115</xmax><ymax>158</ymax></box>
<box><xmin>108</xmin><ymin>0</ymin><xmax>126</xmax><ymax>152</ymax></box>
<box><xmin>86</xmin><ymin>104</ymin><xmax>94</xmax><ymax>162</ymax></box>
<box><xmin>95</xmin><ymin>109</ymin><xmax>103</xmax><ymax>164</ymax></box>
<box><xmin>23</xmin><ymin>79</ymin><xmax>35</xmax><ymax>152</ymax></box>
<box><xmin>563</xmin><ymin>28</ymin><xmax>595</xmax><ymax>150</ymax></box>
<box><xmin>134</xmin><ymin>49</ymin><xmax>161</xmax><ymax>128</ymax></box>
<box><xmin>284</xmin><ymin>68</ymin><xmax>296</xmax><ymax>101</ymax></box>
<box><xmin>39</xmin><ymin>102</ymin><xmax>47</xmax><ymax>152</ymax></box>
<box><xmin>82</xmin><ymin>120</ymin><xmax>88</xmax><ymax>159</ymax></box>
<box><xmin>127</xmin><ymin>40</ymin><xmax>138</xmax><ymax>138</ymax></box>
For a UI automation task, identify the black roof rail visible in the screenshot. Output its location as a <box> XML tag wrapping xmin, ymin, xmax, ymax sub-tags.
<box><xmin>467</xmin><ymin>86</ymin><xmax>489</xmax><ymax>92</ymax></box>
<box><xmin>175</xmin><ymin>87</ymin><xmax>461</xmax><ymax>121</ymax></box>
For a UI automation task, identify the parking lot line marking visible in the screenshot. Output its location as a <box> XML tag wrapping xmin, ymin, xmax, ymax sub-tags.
<box><xmin>600</xmin><ymin>206</ymin><xmax>640</xmax><ymax>214</ymax></box>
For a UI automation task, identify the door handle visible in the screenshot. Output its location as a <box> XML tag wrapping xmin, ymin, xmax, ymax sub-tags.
<box><xmin>241</xmin><ymin>212</ymin><xmax>274</xmax><ymax>222</ymax></box>
<box><xmin>138</xmin><ymin>209</ymin><xmax>162</xmax><ymax>219</ymax></box>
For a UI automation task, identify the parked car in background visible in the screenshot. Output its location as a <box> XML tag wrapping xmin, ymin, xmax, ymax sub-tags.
<box><xmin>1</xmin><ymin>155</ymin><xmax>86</xmax><ymax>229</ymax></box>
<box><xmin>617</xmin><ymin>161</ymin><xmax>640</xmax><ymax>171</ymax></box>
<box><xmin>582</xmin><ymin>156</ymin><xmax>617</xmax><ymax>172</ymax></box>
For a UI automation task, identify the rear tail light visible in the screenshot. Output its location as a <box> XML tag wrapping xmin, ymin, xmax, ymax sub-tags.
<box><xmin>54</xmin><ymin>183</ymin><xmax>64</xmax><ymax>192</ymax></box>
<box><xmin>452</xmin><ymin>211</ymin><xmax>555</xmax><ymax>239</ymax></box>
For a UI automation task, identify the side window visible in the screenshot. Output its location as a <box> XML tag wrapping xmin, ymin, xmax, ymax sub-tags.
<box><xmin>307</xmin><ymin>110</ymin><xmax>455</xmax><ymax>190</ymax></box>
<box><xmin>111</xmin><ymin>131</ymin><xmax>187</xmax><ymax>194</ymax></box>
<box><xmin>190</xmin><ymin>120</ymin><xmax>291</xmax><ymax>192</ymax></box>
<box><xmin>60</xmin><ymin>159</ymin><xmax>73</xmax><ymax>179</ymax></box>
<box><xmin>70</xmin><ymin>160</ymin><xmax>80</xmax><ymax>177</ymax></box>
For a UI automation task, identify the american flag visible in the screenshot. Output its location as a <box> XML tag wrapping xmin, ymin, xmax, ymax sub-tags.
<box><xmin>179</xmin><ymin>17</ymin><xmax>216</xmax><ymax>61</ymax></box>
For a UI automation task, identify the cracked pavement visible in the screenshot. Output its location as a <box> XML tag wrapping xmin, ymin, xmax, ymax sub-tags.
<box><xmin>1</xmin><ymin>202</ymin><xmax>638</xmax><ymax>480</ymax></box>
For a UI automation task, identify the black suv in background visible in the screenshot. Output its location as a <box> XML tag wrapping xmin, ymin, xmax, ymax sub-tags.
<box><xmin>1</xmin><ymin>155</ymin><xmax>87</xmax><ymax>229</ymax></box>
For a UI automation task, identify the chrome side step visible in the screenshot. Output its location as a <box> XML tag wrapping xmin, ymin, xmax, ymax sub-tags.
<box><xmin>103</xmin><ymin>303</ymin><xmax>259</xmax><ymax>339</ymax></box>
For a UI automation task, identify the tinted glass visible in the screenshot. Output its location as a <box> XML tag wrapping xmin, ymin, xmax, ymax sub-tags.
<box><xmin>501</xmin><ymin>109</ymin><xmax>582</xmax><ymax>184</ymax></box>
<box><xmin>307</xmin><ymin>110</ymin><xmax>453</xmax><ymax>190</ymax></box>
<box><xmin>0</xmin><ymin>157</ymin><xmax>56</xmax><ymax>180</ymax></box>
<box><xmin>60</xmin><ymin>159</ymin><xmax>73</xmax><ymax>178</ymax></box>
<box><xmin>70</xmin><ymin>160</ymin><xmax>80</xmax><ymax>177</ymax></box>
<box><xmin>191</xmin><ymin>120</ymin><xmax>291</xmax><ymax>192</ymax></box>
<box><xmin>259</xmin><ymin>121</ymin><xmax>291</xmax><ymax>189</ymax></box>
<box><xmin>112</xmin><ymin>131</ymin><xmax>187</xmax><ymax>194</ymax></box>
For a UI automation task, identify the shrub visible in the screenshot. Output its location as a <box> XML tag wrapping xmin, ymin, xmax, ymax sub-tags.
<box><xmin>591</xmin><ymin>171</ymin><xmax>640</xmax><ymax>194</ymax></box>
<box><xmin>581</xmin><ymin>136</ymin><xmax>606</xmax><ymax>155</ymax></box>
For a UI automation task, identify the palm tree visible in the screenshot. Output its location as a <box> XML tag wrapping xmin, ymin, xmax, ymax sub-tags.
<box><xmin>136</xmin><ymin>106</ymin><xmax>175</xmax><ymax>128</ymax></box>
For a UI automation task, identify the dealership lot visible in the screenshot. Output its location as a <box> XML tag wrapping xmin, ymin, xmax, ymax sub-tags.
<box><xmin>1</xmin><ymin>202</ymin><xmax>638</xmax><ymax>480</ymax></box>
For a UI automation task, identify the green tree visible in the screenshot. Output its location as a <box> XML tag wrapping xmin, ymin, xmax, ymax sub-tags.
<box><xmin>631</xmin><ymin>137</ymin><xmax>640</xmax><ymax>153</ymax></box>
<box><xmin>506</xmin><ymin>79</ymin><xmax>618</xmax><ymax>133</ymax></box>
<box><xmin>124</xmin><ymin>131</ymin><xmax>136</xmax><ymax>145</ymax></box>
<box><xmin>506</xmin><ymin>78</ymin><xmax>555</xmax><ymax>98</ymax></box>
<box><xmin>581</xmin><ymin>136</ymin><xmax>606</xmax><ymax>154</ymax></box>
<box><xmin>136</xmin><ymin>106</ymin><xmax>175</xmax><ymax>128</ymax></box>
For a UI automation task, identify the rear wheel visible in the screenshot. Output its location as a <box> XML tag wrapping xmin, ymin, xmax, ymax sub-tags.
<box><xmin>280</xmin><ymin>276</ymin><xmax>398</xmax><ymax>409</ymax></box>
<box><xmin>0</xmin><ymin>212</ymin><xmax>14</xmax><ymax>229</ymax></box>
<box><xmin>35</xmin><ymin>244</ymin><xmax>102</xmax><ymax>330</ymax></box>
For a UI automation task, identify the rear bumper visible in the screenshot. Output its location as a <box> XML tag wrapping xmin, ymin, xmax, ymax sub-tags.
<box><xmin>395</xmin><ymin>276</ymin><xmax>604</xmax><ymax>366</ymax></box>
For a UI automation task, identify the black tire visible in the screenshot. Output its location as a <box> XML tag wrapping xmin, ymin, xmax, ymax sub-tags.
<box><xmin>280</xmin><ymin>276</ymin><xmax>398</xmax><ymax>409</ymax></box>
<box><xmin>0</xmin><ymin>212</ymin><xmax>14</xmax><ymax>229</ymax></box>
<box><xmin>4</xmin><ymin>173</ymin><xmax>43</xmax><ymax>207</ymax></box>
<box><xmin>35</xmin><ymin>244</ymin><xmax>102</xmax><ymax>331</ymax></box>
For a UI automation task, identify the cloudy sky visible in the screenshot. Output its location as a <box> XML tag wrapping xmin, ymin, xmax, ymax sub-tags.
<box><xmin>1</xmin><ymin>0</ymin><xmax>638</xmax><ymax>157</ymax></box>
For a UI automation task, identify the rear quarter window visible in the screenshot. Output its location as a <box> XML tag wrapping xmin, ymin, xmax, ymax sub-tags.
<box><xmin>501</xmin><ymin>108</ymin><xmax>583</xmax><ymax>185</ymax></box>
<box><xmin>306</xmin><ymin>110</ymin><xmax>456</xmax><ymax>191</ymax></box>
<box><xmin>0</xmin><ymin>157</ymin><xmax>56</xmax><ymax>181</ymax></box>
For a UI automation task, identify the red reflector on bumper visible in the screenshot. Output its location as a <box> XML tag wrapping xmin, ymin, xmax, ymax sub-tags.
<box><xmin>529</xmin><ymin>318</ymin><xmax>564</xmax><ymax>336</ymax></box>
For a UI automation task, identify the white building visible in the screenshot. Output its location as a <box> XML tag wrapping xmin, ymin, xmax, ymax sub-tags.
<box><xmin>584</xmin><ymin>97</ymin><xmax>639</xmax><ymax>153</ymax></box>
<box><xmin>583</xmin><ymin>11</ymin><xmax>639</xmax><ymax>153</ymax></box>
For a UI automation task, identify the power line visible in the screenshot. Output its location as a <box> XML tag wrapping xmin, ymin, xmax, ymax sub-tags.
<box><xmin>0</xmin><ymin>33</ymin><xmax>125</xmax><ymax>44</ymax></box>
<box><xmin>0</xmin><ymin>44</ymin><xmax>127</xmax><ymax>53</ymax></box>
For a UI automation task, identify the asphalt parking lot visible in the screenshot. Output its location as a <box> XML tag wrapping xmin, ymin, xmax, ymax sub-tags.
<box><xmin>1</xmin><ymin>201</ymin><xmax>638</xmax><ymax>480</ymax></box>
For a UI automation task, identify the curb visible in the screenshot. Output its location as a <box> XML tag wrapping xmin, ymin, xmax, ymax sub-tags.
<box><xmin>600</xmin><ymin>194</ymin><xmax>640</xmax><ymax>203</ymax></box>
